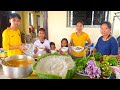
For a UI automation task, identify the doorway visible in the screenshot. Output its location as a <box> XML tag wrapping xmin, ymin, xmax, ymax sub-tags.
<box><xmin>0</xmin><ymin>11</ymin><xmax>11</xmax><ymax>48</ymax></box>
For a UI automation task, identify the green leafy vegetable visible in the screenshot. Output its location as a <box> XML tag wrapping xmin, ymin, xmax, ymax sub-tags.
<box><xmin>99</xmin><ymin>61</ymin><xmax>112</xmax><ymax>78</ymax></box>
<box><xmin>96</xmin><ymin>61</ymin><xmax>101</xmax><ymax>67</ymax></box>
<box><xmin>74</xmin><ymin>57</ymin><xmax>89</xmax><ymax>71</ymax></box>
<box><xmin>65</xmin><ymin>65</ymin><xmax>77</xmax><ymax>79</ymax></box>
<box><xmin>108</xmin><ymin>57</ymin><xmax>118</xmax><ymax>66</ymax></box>
<box><xmin>100</xmin><ymin>61</ymin><xmax>109</xmax><ymax>66</ymax></box>
<box><xmin>94</xmin><ymin>52</ymin><xmax>102</xmax><ymax>61</ymax></box>
<box><xmin>103</xmin><ymin>55</ymin><xmax>110</xmax><ymax>61</ymax></box>
<box><xmin>38</xmin><ymin>52</ymin><xmax>61</xmax><ymax>60</ymax></box>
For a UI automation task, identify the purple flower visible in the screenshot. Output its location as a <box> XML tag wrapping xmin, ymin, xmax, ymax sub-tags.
<box><xmin>85</xmin><ymin>60</ymin><xmax>101</xmax><ymax>79</ymax></box>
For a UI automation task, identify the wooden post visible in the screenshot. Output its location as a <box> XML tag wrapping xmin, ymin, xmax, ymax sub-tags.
<box><xmin>43</xmin><ymin>11</ymin><xmax>48</xmax><ymax>39</ymax></box>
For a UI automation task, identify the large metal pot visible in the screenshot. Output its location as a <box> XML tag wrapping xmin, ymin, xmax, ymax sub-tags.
<box><xmin>0</xmin><ymin>55</ymin><xmax>35</xmax><ymax>79</ymax></box>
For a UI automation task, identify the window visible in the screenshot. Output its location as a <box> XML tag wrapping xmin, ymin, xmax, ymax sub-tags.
<box><xmin>37</xmin><ymin>15</ymin><xmax>40</xmax><ymax>27</ymax></box>
<box><xmin>29</xmin><ymin>13</ymin><xmax>33</xmax><ymax>25</ymax></box>
<box><xmin>93</xmin><ymin>11</ymin><xmax>109</xmax><ymax>25</ymax></box>
<box><xmin>37</xmin><ymin>15</ymin><xmax>40</xmax><ymax>32</ymax></box>
<box><xmin>11</xmin><ymin>11</ymin><xmax>15</xmax><ymax>13</ymax></box>
<box><xmin>67</xmin><ymin>11</ymin><xmax>109</xmax><ymax>27</ymax></box>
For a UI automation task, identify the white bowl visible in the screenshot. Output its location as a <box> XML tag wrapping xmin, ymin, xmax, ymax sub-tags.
<box><xmin>72</xmin><ymin>46</ymin><xmax>84</xmax><ymax>53</ymax></box>
<box><xmin>33</xmin><ymin>54</ymin><xmax>41</xmax><ymax>58</ymax></box>
<box><xmin>50</xmin><ymin>50</ymin><xmax>57</xmax><ymax>54</ymax></box>
<box><xmin>38</xmin><ymin>53</ymin><xmax>42</xmax><ymax>56</ymax></box>
<box><xmin>61</xmin><ymin>47</ymin><xmax>68</xmax><ymax>52</ymax></box>
<box><xmin>38</xmin><ymin>46</ymin><xmax>45</xmax><ymax>52</ymax></box>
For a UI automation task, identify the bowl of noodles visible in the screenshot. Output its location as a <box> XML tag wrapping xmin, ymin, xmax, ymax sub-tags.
<box><xmin>72</xmin><ymin>46</ymin><xmax>84</xmax><ymax>53</ymax></box>
<box><xmin>38</xmin><ymin>46</ymin><xmax>45</xmax><ymax>52</ymax></box>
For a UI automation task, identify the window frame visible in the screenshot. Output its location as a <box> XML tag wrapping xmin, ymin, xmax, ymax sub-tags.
<box><xmin>66</xmin><ymin>11</ymin><xmax>109</xmax><ymax>28</ymax></box>
<box><xmin>28</xmin><ymin>12</ymin><xmax>33</xmax><ymax>26</ymax></box>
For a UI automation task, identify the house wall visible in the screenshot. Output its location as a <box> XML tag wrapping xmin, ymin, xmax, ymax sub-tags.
<box><xmin>48</xmin><ymin>11</ymin><xmax>120</xmax><ymax>49</ymax></box>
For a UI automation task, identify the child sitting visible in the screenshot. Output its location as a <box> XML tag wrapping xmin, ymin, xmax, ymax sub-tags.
<box><xmin>33</xmin><ymin>28</ymin><xmax>50</xmax><ymax>55</ymax></box>
<box><xmin>50</xmin><ymin>42</ymin><xmax>58</xmax><ymax>54</ymax></box>
<box><xmin>50</xmin><ymin>42</ymin><xmax>56</xmax><ymax>50</ymax></box>
<box><xmin>59</xmin><ymin>38</ymin><xmax>71</xmax><ymax>55</ymax></box>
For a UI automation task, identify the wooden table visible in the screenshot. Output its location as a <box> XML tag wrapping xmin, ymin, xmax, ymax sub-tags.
<box><xmin>24</xmin><ymin>72</ymin><xmax>90</xmax><ymax>79</ymax></box>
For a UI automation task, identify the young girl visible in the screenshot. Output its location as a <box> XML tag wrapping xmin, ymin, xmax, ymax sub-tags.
<box><xmin>50</xmin><ymin>42</ymin><xmax>58</xmax><ymax>54</ymax></box>
<box><xmin>50</xmin><ymin>42</ymin><xmax>56</xmax><ymax>50</ymax></box>
<box><xmin>33</xmin><ymin>28</ymin><xmax>50</xmax><ymax>55</ymax></box>
<box><xmin>59</xmin><ymin>38</ymin><xmax>71</xmax><ymax>55</ymax></box>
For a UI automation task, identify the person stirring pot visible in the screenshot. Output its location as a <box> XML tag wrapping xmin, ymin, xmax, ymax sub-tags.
<box><xmin>2</xmin><ymin>13</ymin><xmax>26</xmax><ymax>57</ymax></box>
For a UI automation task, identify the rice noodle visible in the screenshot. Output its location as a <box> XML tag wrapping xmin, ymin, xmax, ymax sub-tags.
<box><xmin>35</xmin><ymin>55</ymin><xmax>75</xmax><ymax>78</ymax></box>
